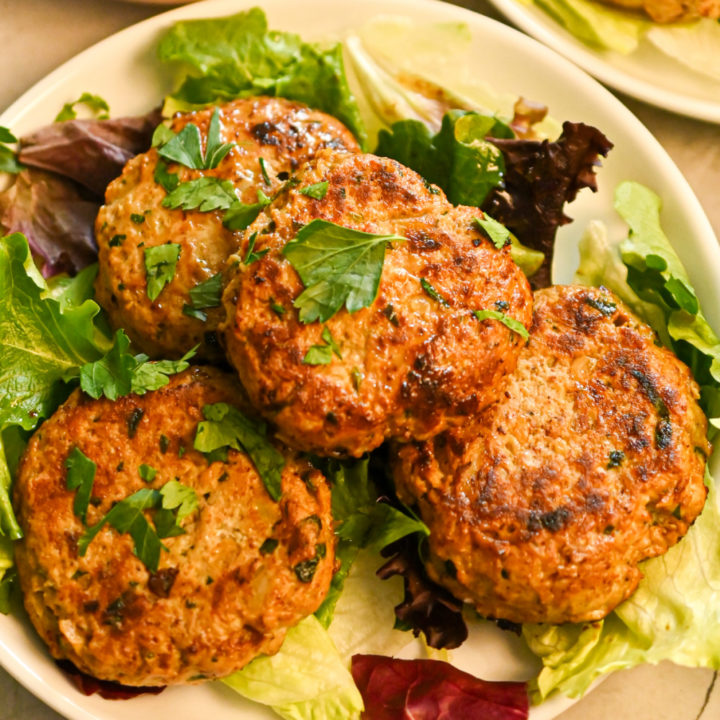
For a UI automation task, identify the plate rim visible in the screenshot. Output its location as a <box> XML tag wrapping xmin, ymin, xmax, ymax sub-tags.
<box><xmin>0</xmin><ymin>2</ymin><xmax>718</xmax><ymax>720</ymax></box>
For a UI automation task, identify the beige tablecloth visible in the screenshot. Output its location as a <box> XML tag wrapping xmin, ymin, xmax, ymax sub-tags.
<box><xmin>1</xmin><ymin>1</ymin><xmax>719</xmax><ymax>719</ymax></box>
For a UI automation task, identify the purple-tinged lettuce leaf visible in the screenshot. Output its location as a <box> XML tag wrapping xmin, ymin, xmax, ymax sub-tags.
<box><xmin>18</xmin><ymin>108</ymin><xmax>161</xmax><ymax>195</ymax></box>
<box><xmin>351</xmin><ymin>654</ymin><xmax>528</xmax><ymax>720</ymax></box>
<box><xmin>0</xmin><ymin>168</ymin><xmax>98</xmax><ymax>277</ymax></box>
<box><xmin>484</xmin><ymin>121</ymin><xmax>613</xmax><ymax>289</ymax></box>
<box><xmin>377</xmin><ymin>536</ymin><xmax>468</xmax><ymax>650</ymax></box>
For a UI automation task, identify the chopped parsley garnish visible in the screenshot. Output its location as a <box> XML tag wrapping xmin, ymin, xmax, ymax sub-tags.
<box><xmin>109</xmin><ymin>234</ymin><xmax>125</xmax><ymax>247</ymax></box>
<box><xmin>242</xmin><ymin>231</ymin><xmax>269</xmax><ymax>265</ymax></box>
<box><xmin>144</xmin><ymin>242</ymin><xmax>181</xmax><ymax>301</ymax></box>
<box><xmin>156</xmin><ymin>107</ymin><xmax>234</xmax><ymax>170</ymax></box>
<box><xmin>154</xmin><ymin>159</ymin><xmax>179</xmax><ymax>193</ymax></box>
<box><xmin>473</xmin><ymin>309</ymin><xmax>529</xmax><ymax>340</ymax></box>
<box><xmin>303</xmin><ymin>326</ymin><xmax>342</xmax><ymax>365</ymax></box>
<box><xmin>258</xmin><ymin>157</ymin><xmax>271</xmax><ymax>186</ymax></box>
<box><xmin>420</xmin><ymin>278</ymin><xmax>450</xmax><ymax>307</ymax></box>
<box><xmin>79</xmin><ymin>329</ymin><xmax>195</xmax><ymax>401</ymax></box>
<box><xmin>223</xmin><ymin>189</ymin><xmax>272</xmax><ymax>231</ymax></box>
<box><xmin>162</xmin><ymin>176</ymin><xmax>239</xmax><ymax>212</ymax></box>
<box><xmin>270</xmin><ymin>299</ymin><xmax>286</xmax><ymax>316</ymax></box>
<box><xmin>585</xmin><ymin>295</ymin><xmax>617</xmax><ymax>317</ymax></box>
<box><xmin>194</xmin><ymin>402</ymin><xmax>284</xmax><ymax>501</ymax></box>
<box><xmin>182</xmin><ymin>273</ymin><xmax>223</xmax><ymax>322</ymax></box>
<box><xmin>282</xmin><ymin>219</ymin><xmax>405</xmax><ymax>323</ymax></box>
<box><xmin>260</xmin><ymin>537</ymin><xmax>279</xmax><ymax>555</ymax></box>
<box><xmin>299</xmin><ymin>181</ymin><xmax>329</xmax><ymax>200</ymax></box>
<box><xmin>607</xmin><ymin>450</ymin><xmax>625</xmax><ymax>469</ymax></box>
<box><xmin>475</xmin><ymin>214</ymin><xmax>511</xmax><ymax>249</ymax></box>
<box><xmin>127</xmin><ymin>408</ymin><xmax>144</xmax><ymax>438</ymax></box>
<box><xmin>78</xmin><ymin>481</ymin><xmax>199</xmax><ymax>571</ymax></box>
<box><xmin>130</xmin><ymin>213</ymin><xmax>146</xmax><ymax>225</ymax></box>
<box><xmin>65</xmin><ymin>447</ymin><xmax>96</xmax><ymax>524</ymax></box>
<box><xmin>0</xmin><ymin>126</ymin><xmax>22</xmax><ymax>174</ymax></box>
<box><xmin>159</xmin><ymin>478</ymin><xmax>198</xmax><ymax>522</ymax></box>
<box><xmin>187</xmin><ymin>273</ymin><xmax>223</xmax><ymax>310</ymax></box>
<box><xmin>294</xmin><ymin>556</ymin><xmax>321</xmax><ymax>583</ymax></box>
<box><xmin>78</xmin><ymin>488</ymin><xmax>165</xmax><ymax>571</ymax></box>
<box><xmin>54</xmin><ymin>92</ymin><xmax>109</xmax><ymax>123</ymax></box>
<box><xmin>139</xmin><ymin>464</ymin><xmax>157</xmax><ymax>483</ymax></box>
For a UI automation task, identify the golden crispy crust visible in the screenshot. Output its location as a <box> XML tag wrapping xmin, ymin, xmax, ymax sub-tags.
<box><xmin>393</xmin><ymin>285</ymin><xmax>709</xmax><ymax>624</ymax></box>
<box><xmin>94</xmin><ymin>97</ymin><xmax>359</xmax><ymax>361</ymax></box>
<box><xmin>14</xmin><ymin>367</ymin><xmax>334</xmax><ymax>685</ymax></box>
<box><xmin>221</xmin><ymin>150</ymin><xmax>533</xmax><ymax>457</ymax></box>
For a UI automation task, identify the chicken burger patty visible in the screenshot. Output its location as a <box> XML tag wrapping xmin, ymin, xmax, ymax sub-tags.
<box><xmin>393</xmin><ymin>285</ymin><xmax>709</xmax><ymax>624</ymax></box>
<box><xmin>13</xmin><ymin>366</ymin><xmax>334</xmax><ymax>685</ymax></box>
<box><xmin>222</xmin><ymin>150</ymin><xmax>533</xmax><ymax>457</ymax></box>
<box><xmin>598</xmin><ymin>0</ymin><xmax>719</xmax><ymax>22</ymax></box>
<box><xmin>95</xmin><ymin>97</ymin><xmax>360</xmax><ymax>361</ymax></box>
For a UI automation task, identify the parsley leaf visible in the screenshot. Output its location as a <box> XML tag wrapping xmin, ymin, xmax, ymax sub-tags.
<box><xmin>299</xmin><ymin>181</ymin><xmax>329</xmax><ymax>200</ymax></box>
<box><xmin>242</xmin><ymin>231</ymin><xmax>269</xmax><ymax>265</ymax></box>
<box><xmin>0</xmin><ymin>127</ymin><xmax>22</xmax><ymax>174</ymax></box>
<box><xmin>154</xmin><ymin>159</ymin><xmax>179</xmax><ymax>193</ymax></box>
<box><xmin>130</xmin><ymin>348</ymin><xmax>196</xmax><ymax>394</ymax></box>
<box><xmin>258</xmin><ymin>157</ymin><xmax>271</xmax><ymax>185</ymax></box>
<box><xmin>78</xmin><ymin>488</ymin><xmax>165</xmax><ymax>572</ymax></box>
<box><xmin>138</xmin><ymin>464</ymin><xmax>157</xmax><ymax>483</ymax></box>
<box><xmin>157</xmin><ymin>107</ymin><xmax>234</xmax><ymax>170</ymax></box>
<box><xmin>65</xmin><ymin>447</ymin><xmax>96</xmax><ymax>524</ymax></box>
<box><xmin>282</xmin><ymin>219</ymin><xmax>405</xmax><ymax>323</ymax></box>
<box><xmin>79</xmin><ymin>329</ymin><xmax>136</xmax><ymax>400</ymax></box>
<box><xmin>79</xmin><ymin>329</ymin><xmax>195</xmax><ymax>400</ymax></box>
<box><xmin>54</xmin><ymin>92</ymin><xmax>110</xmax><ymax>123</ymax></box>
<box><xmin>473</xmin><ymin>309</ymin><xmax>529</xmax><ymax>340</ymax></box>
<box><xmin>160</xmin><ymin>479</ymin><xmax>198</xmax><ymax>521</ymax></box>
<box><xmin>420</xmin><ymin>278</ymin><xmax>450</xmax><ymax>307</ymax></box>
<box><xmin>223</xmin><ymin>189</ymin><xmax>272</xmax><ymax>231</ymax></box>
<box><xmin>303</xmin><ymin>326</ymin><xmax>342</xmax><ymax>365</ymax></box>
<box><xmin>188</xmin><ymin>273</ymin><xmax>223</xmax><ymax>309</ymax></box>
<box><xmin>194</xmin><ymin>403</ymin><xmax>284</xmax><ymax>501</ymax></box>
<box><xmin>162</xmin><ymin>177</ymin><xmax>239</xmax><ymax>212</ymax></box>
<box><xmin>145</xmin><ymin>243</ymin><xmax>181</xmax><ymax>301</ymax></box>
<box><xmin>475</xmin><ymin>214</ymin><xmax>510</xmax><ymax>249</ymax></box>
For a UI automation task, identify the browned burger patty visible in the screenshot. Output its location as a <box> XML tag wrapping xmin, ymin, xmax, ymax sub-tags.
<box><xmin>13</xmin><ymin>366</ymin><xmax>334</xmax><ymax>685</ymax></box>
<box><xmin>598</xmin><ymin>0</ymin><xmax>719</xmax><ymax>21</ymax></box>
<box><xmin>393</xmin><ymin>285</ymin><xmax>709</xmax><ymax>624</ymax></box>
<box><xmin>95</xmin><ymin>97</ymin><xmax>360</xmax><ymax>361</ymax></box>
<box><xmin>221</xmin><ymin>150</ymin><xmax>534</xmax><ymax>458</ymax></box>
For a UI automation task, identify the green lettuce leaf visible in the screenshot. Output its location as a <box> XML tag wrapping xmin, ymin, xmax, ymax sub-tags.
<box><xmin>530</xmin><ymin>0</ymin><xmax>646</xmax><ymax>54</ymax></box>
<box><xmin>157</xmin><ymin>8</ymin><xmax>366</xmax><ymax>148</ymax></box>
<box><xmin>575</xmin><ymin>181</ymin><xmax>720</xmax><ymax>425</ymax></box>
<box><xmin>0</xmin><ymin>234</ymin><xmax>109</xmax><ymax>539</ymax></box>
<box><xmin>534</xmin><ymin>180</ymin><xmax>720</xmax><ymax>699</ymax></box>
<box><xmin>223</xmin><ymin>614</ymin><xmax>364</xmax><ymax>720</ymax></box>
<box><xmin>375</xmin><ymin>110</ymin><xmax>511</xmax><ymax>207</ymax></box>
<box><xmin>524</xmin><ymin>467</ymin><xmax>720</xmax><ymax>701</ymax></box>
<box><xmin>646</xmin><ymin>21</ymin><xmax>720</xmax><ymax>83</ymax></box>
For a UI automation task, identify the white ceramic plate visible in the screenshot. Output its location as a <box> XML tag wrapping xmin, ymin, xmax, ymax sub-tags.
<box><xmin>488</xmin><ymin>0</ymin><xmax>720</xmax><ymax>123</ymax></box>
<box><xmin>1</xmin><ymin>1</ymin><xmax>719</xmax><ymax>719</ymax></box>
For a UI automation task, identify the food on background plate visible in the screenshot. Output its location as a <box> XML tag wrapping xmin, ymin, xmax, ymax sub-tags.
<box><xmin>599</xmin><ymin>0</ymin><xmax>720</xmax><ymax>22</ymax></box>
<box><xmin>393</xmin><ymin>284</ymin><xmax>709</xmax><ymax>624</ymax></box>
<box><xmin>1</xmin><ymin>7</ymin><xmax>720</xmax><ymax>719</ymax></box>
<box><xmin>222</xmin><ymin>149</ymin><xmax>533</xmax><ymax>457</ymax></box>
<box><xmin>517</xmin><ymin>0</ymin><xmax>720</xmax><ymax>81</ymax></box>
<box><xmin>95</xmin><ymin>97</ymin><xmax>360</xmax><ymax>362</ymax></box>
<box><xmin>13</xmin><ymin>366</ymin><xmax>335</xmax><ymax>686</ymax></box>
